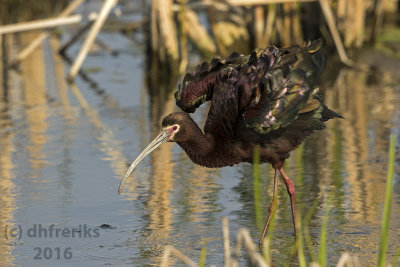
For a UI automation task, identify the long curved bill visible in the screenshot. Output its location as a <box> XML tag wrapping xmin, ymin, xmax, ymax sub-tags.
<box><xmin>118</xmin><ymin>131</ymin><xmax>169</xmax><ymax>195</ymax></box>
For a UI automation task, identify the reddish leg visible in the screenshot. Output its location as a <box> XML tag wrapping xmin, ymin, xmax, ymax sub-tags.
<box><xmin>259</xmin><ymin>169</ymin><xmax>279</xmax><ymax>248</ymax></box>
<box><xmin>279</xmin><ymin>167</ymin><xmax>297</xmax><ymax>235</ymax></box>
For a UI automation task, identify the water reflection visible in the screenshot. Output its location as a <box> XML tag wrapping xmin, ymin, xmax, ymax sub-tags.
<box><xmin>0</xmin><ymin>16</ymin><xmax>399</xmax><ymax>267</ymax></box>
<box><xmin>139</xmin><ymin>48</ymin><xmax>400</xmax><ymax>265</ymax></box>
<box><xmin>22</xmin><ymin>32</ymin><xmax>49</xmax><ymax>180</ymax></box>
<box><xmin>136</xmin><ymin>57</ymin><xmax>179</xmax><ymax>265</ymax></box>
<box><xmin>142</xmin><ymin>59</ymin><xmax>225</xmax><ymax>265</ymax></box>
<box><xmin>0</xmin><ymin>97</ymin><xmax>16</xmax><ymax>266</ymax></box>
<box><xmin>297</xmin><ymin>53</ymin><xmax>400</xmax><ymax>264</ymax></box>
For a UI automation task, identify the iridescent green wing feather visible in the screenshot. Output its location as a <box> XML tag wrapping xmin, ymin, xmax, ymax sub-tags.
<box><xmin>242</xmin><ymin>39</ymin><xmax>327</xmax><ymax>134</ymax></box>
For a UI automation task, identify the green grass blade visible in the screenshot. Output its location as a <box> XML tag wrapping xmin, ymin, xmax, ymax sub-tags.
<box><xmin>296</xmin><ymin>210</ymin><xmax>306</xmax><ymax>267</ymax></box>
<box><xmin>303</xmin><ymin>198</ymin><xmax>320</xmax><ymax>262</ymax></box>
<box><xmin>266</xmin><ymin>187</ymin><xmax>278</xmax><ymax>240</ymax></box>
<box><xmin>199</xmin><ymin>241</ymin><xmax>207</xmax><ymax>267</ymax></box>
<box><xmin>319</xmin><ymin>194</ymin><xmax>332</xmax><ymax>267</ymax></box>
<box><xmin>377</xmin><ymin>133</ymin><xmax>396</xmax><ymax>267</ymax></box>
<box><xmin>393</xmin><ymin>242</ymin><xmax>400</xmax><ymax>267</ymax></box>
<box><xmin>253</xmin><ymin>146</ymin><xmax>263</xmax><ymax>232</ymax></box>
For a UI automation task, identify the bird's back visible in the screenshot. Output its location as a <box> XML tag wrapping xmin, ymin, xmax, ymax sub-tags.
<box><xmin>175</xmin><ymin>40</ymin><xmax>342</xmax><ymax>167</ymax></box>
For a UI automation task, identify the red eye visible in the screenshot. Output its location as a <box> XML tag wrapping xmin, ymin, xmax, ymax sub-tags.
<box><xmin>172</xmin><ymin>125</ymin><xmax>178</xmax><ymax>131</ymax></box>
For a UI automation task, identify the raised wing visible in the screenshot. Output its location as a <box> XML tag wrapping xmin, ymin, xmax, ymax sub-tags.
<box><xmin>176</xmin><ymin>40</ymin><xmax>330</xmax><ymax>136</ymax></box>
<box><xmin>203</xmin><ymin>48</ymin><xmax>275</xmax><ymax>138</ymax></box>
<box><xmin>242</xmin><ymin>39</ymin><xmax>327</xmax><ymax>134</ymax></box>
<box><xmin>175</xmin><ymin>51</ymin><xmax>251</xmax><ymax>113</ymax></box>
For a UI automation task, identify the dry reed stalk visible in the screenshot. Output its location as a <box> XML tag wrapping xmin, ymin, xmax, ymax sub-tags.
<box><xmin>254</xmin><ymin>6</ymin><xmax>265</xmax><ymax>48</ymax></box>
<box><xmin>231</xmin><ymin>229</ymin><xmax>270</xmax><ymax>267</ymax></box>
<box><xmin>178</xmin><ymin>0</ymin><xmax>188</xmax><ymax>73</ymax></box>
<box><xmin>282</xmin><ymin>3</ymin><xmax>293</xmax><ymax>46</ymax></box>
<box><xmin>353</xmin><ymin>0</ymin><xmax>365</xmax><ymax>47</ymax></box>
<box><xmin>160</xmin><ymin>246</ymin><xmax>197</xmax><ymax>267</ymax></box>
<box><xmin>58</xmin><ymin>19</ymin><xmax>94</xmax><ymax>55</ymax></box>
<box><xmin>152</xmin><ymin>0</ymin><xmax>179</xmax><ymax>64</ymax></box>
<box><xmin>0</xmin><ymin>15</ymin><xmax>84</xmax><ymax>35</ymax></box>
<box><xmin>342</xmin><ymin>0</ymin><xmax>354</xmax><ymax>47</ymax></box>
<box><xmin>185</xmin><ymin>8</ymin><xmax>216</xmax><ymax>58</ymax></box>
<box><xmin>263</xmin><ymin>4</ymin><xmax>276</xmax><ymax>45</ymax></box>
<box><xmin>336</xmin><ymin>0</ymin><xmax>346</xmax><ymax>33</ymax></box>
<box><xmin>207</xmin><ymin>3</ymin><xmax>250</xmax><ymax>57</ymax></box>
<box><xmin>158</xmin><ymin>0</ymin><xmax>179</xmax><ymax>61</ymax></box>
<box><xmin>335</xmin><ymin>253</ymin><xmax>361</xmax><ymax>267</ymax></box>
<box><xmin>344</xmin><ymin>0</ymin><xmax>370</xmax><ymax>47</ymax></box>
<box><xmin>159</xmin><ymin>217</ymin><xmax>365</xmax><ymax>266</ymax></box>
<box><xmin>319</xmin><ymin>0</ymin><xmax>354</xmax><ymax>66</ymax></box>
<box><xmin>9</xmin><ymin>0</ymin><xmax>84</xmax><ymax>66</ymax></box>
<box><xmin>181</xmin><ymin>0</ymin><xmax>230</xmax><ymax>11</ymax></box>
<box><xmin>228</xmin><ymin>0</ymin><xmax>316</xmax><ymax>5</ymax></box>
<box><xmin>150</xmin><ymin>0</ymin><xmax>159</xmax><ymax>56</ymax></box>
<box><xmin>370</xmin><ymin>0</ymin><xmax>386</xmax><ymax>44</ymax></box>
<box><xmin>274</xmin><ymin>7</ymin><xmax>285</xmax><ymax>44</ymax></box>
<box><xmin>67</xmin><ymin>0</ymin><xmax>117</xmax><ymax>81</ymax></box>
<box><xmin>159</xmin><ymin>218</ymin><xmax>270</xmax><ymax>267</ymax></box>
<box><xmin>291</xmin><ymin>3</ymin><xmax>303</xmax><ymax>44</ymax></box>
<box><xmin>343</xmin><ymin>0</ymin><xmax>366</xmax><ymax>47</ymax></box>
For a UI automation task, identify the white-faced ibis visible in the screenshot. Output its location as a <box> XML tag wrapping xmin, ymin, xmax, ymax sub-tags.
<box><xmin>118</xmin><ymin>39</ymin><xmax>342</xmax><ymax>246</ymax></box>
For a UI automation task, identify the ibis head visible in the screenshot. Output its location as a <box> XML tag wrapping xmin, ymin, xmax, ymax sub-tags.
<box><xmin>118</xmin><ymin>112</ymin><xmax>194</xmax><ymax>194</ymax></box>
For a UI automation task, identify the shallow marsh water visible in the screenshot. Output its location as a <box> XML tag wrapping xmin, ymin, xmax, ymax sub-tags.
<box><xmin>1</xmin><ymin>15</ymin><xmax>400</xmax><ymax>267</ymax></box>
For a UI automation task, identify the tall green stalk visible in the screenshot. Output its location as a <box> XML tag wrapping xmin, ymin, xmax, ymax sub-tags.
<box><xmin>253</xmin><ymin>146</ymin><xmax>263</xmax><ymax>232</ymax></box>
<box><xmin>377</xmin><ymin>133</ymin><xmax>396</xmax><ymax>267</ymax></box>
<box><xmin>303</xmin><ymin>198</ymin><xmax>320</xmax><ymax>262</ymax></box>
<box><xmin>296</xmin><ymin>210</ymin><xmax>306</xmax><ymax>267</ymax></box>
<box><xmin>319</xmin><ymin>194</ymin><xmax>332</xmax><ymax>267</ymax></box>
<box><xmin>199</xmin><ymin>241</ymin><xmax>207</xmax><ymax>267</ymax></box>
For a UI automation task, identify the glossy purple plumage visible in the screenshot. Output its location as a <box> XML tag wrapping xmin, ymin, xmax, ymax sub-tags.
<box><xmin>169</xmin><ymin>40</ymin><xmax>342</xmax><ymax>169</ymax></box>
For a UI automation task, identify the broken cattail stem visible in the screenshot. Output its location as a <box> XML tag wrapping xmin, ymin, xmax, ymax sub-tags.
<box><xmin>160</xmin><ymin>246</ymin><xmax>197</xmax><ymax>267</ymax></box>
<box><xmin>319</xmin><ymin>0</ymin><xmax>354</xmax><ymax>67</ymax></box>
<box><xmin>0</xmin><ymin>15</ymin><xmax>83</xmax><ymax>35</ymax></box>
<box><xmin>67</xmin><ymin>0</ymin><xmax>118</xmax><ymax>81</ymax></box>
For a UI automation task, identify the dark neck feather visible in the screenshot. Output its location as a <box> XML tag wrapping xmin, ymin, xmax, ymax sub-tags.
<box><xmin>176</xmin><ymin>119</ymin><xmax>215</xmax><ymax>167</ymax></box>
